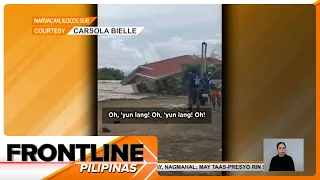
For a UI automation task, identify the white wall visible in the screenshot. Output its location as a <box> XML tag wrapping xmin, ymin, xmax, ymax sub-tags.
<box><xmin>210</xmin><ymin>79</ymin><xmax>222</xmax><ymax>87</ymax></box>
<box><xmin>131</xmin><ymin>84</ymin><xmax>139</xmax><ymax>93</ymax></box>
<box><xmin>264</xmin><ymin>138</ymin><xmax>304</xmax><ymax>171</ymax></box>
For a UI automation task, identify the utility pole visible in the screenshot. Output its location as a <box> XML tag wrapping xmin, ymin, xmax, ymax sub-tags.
<box><xmin>200</xmin><ymin>42</ymin><xmax>204</xmax><ymax>76</ymax></box>
<box><xmin>200</xmin><ymin>41</ymin><xmax>208</xmax><ymax>76</ymax></box>
<box><xmin>203</xmin><ymin>42</ymin><xmax>208</xmax><ymax>73</ymax></box>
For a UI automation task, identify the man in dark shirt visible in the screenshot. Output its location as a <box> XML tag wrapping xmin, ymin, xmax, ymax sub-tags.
<box><xmin>187</xmin><ymin>70</ymin><xmax>202</xmax><ymax>111</ymax></box>
<box><xmin>202</xmin><ymin>73</ymin><xmax>211</xmax><ymax>93</ymax></box>
<box><xmin>201</xmin><ymin>72</ymin><xmax>213</xmax><ymax>106</ymax></box>
<box><xmin>269</xmin><ymin>142</ymin><xmax>295</xmax><ymax>171</ymax></box>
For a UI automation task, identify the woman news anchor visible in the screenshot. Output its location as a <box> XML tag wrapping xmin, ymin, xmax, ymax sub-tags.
<box><xmin>269</xmin><ymin>142</ymin><xmax>295</xmax><ymax>171</ymax></box>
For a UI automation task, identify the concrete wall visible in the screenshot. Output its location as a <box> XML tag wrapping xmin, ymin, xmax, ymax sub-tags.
<box><xmin>131</xmin><ymin>84</ymin><xmax>139</xmax><ymax>93</ymax></box>
<box><xmin>211</xmin><ymin>79</ymin><xmax>222</xmax><ymax>87</ymax></box>
<box><xmin>131</xmin><ymin>76</ymin><xmax>157</xmax><ymax>92</ymax></box>
<box><xmin>215</xmin><ymin>64</ymin><xmax>222</xmax><ymax>69</ymax></box>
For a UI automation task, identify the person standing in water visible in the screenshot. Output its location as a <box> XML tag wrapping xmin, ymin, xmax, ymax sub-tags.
<box><xmin>269</xmin><ymin>142</ymin><xmax>295</xmax><ymax>171</ymax></box>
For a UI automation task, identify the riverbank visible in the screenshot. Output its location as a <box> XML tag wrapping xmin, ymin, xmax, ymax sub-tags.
<box><xmin>98</xmin><ymin>97</ymin><xmax>222</xmax><ymax>176</ymax></box>
<box><xmin>98</xmin><ymin>80</ymin><xmax>149</xmax><ymax>101</ymax></box>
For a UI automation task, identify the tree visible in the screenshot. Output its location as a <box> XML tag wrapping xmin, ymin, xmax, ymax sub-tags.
<box><xmin>210</xmin><ymin>49</ymin><xmax>219</xmax><ymax>58</ymax></box>
<box><xmin>180</xmin><ymin>63</ymin><xmax>218</xmax><ymax>83</ymax></box>
<box><xmin>98</xmin><ymin>67</ymin><xmax>125</xmax><ymax>80</ymax></box>
<box><xmin>210</xmin><ymin>68</ymin><xmax>222</xmax><ymax>79</ymax></box>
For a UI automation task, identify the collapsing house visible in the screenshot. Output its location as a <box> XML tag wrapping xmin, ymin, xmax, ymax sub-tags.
<box><xmin>120</xmin><ymin>55</ymin><xmax>222</xmax><ymax>93</ymax></box>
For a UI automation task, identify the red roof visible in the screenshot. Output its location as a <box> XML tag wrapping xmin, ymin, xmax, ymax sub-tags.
<box><xmin>137</xmin><ymin>55</ymin><xmax>221</xmax><ymax>77</ymax></box>
<box><xmin>121</xmin><ymin>55</ymin><xmax>221</xmax><ymax>85</ymax></box>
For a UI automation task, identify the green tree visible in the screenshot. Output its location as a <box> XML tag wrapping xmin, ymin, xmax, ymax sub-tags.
<box><xmin>98</xmin><ymin>67</ymin><xmax>125</xmax><ymax>80</ymax></box>
<box><xmin>180</xmin><ymin>63</ymin><xmax>221</xmax><ymax>83</ymax></box>
<box><xmin>210</xmin><ymin>68</ymin><xmax>222</xmax><ymax>79</ymax></box>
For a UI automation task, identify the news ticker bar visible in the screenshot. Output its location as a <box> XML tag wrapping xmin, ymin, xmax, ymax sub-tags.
<box><xmin>76</xmin><ymin>162</ymin><xmax>265</xmax><ymax>172</ymax></box>
<box><xmin>157</xmin><ymin>163</ymin><xmax>264</xmax><ymax>172</ymax></box>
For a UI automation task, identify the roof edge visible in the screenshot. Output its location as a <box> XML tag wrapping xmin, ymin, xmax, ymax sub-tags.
<box><xmin>121</xmin><ymin>67</ymin><xmax>142</xmax><ymax>85</ymax></box>
<box><xmin>139</xmin><ymin>65</ymin><xmax>154</xmax><ymax>70</ymax></box>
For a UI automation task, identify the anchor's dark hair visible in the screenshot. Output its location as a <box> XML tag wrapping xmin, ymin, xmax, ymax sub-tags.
<box><xmin>277</xmin><ymin>142</ymin><xmax>286</xmax><ymax>149</ymax></box>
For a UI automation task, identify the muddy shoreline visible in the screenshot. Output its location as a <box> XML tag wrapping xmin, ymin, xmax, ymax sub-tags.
<box><xmin>98</xmin><ymin>97</ymin><xmax>222</xmax><ymax>176</ymax></box>
<box><xmin>98</xmin><ymin>95</ymin><xmax>186</xmax><ymax>103</ymax></box>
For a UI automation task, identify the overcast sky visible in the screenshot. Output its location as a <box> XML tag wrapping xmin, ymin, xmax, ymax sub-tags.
<box><xmin>98</xmin><ymin>4</ymin><xmax>222</xmax><ymax>74</ymax></box>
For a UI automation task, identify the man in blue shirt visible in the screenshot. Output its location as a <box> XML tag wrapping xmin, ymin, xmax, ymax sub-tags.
<box><xmin>202</xmin><ymin>72</ymin><xmax>210</xmax><ymax>91</ymax></box>
<box><xmin>187</xmin><ymin>70</ymin><xmax>202</xmax><ymax>111</ymax></box>
<box><xmin>201</xmin><ymin>72</ymin><xmax>213</xmax><ymax>106</ymax></box>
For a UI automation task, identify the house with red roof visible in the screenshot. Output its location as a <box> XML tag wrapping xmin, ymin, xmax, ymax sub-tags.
<box><xmin>121</xmin><ymin>55</ymin><xmax>222</xmax><ymax>93</ymax></box>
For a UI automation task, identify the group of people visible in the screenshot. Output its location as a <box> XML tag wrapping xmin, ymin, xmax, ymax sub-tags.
<box><xmin>186</xmin><ymin>69</ymin><xmax>222</xmax><ymax>111</ymax></box>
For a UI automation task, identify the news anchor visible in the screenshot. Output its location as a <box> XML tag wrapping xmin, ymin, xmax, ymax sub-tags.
<box><xmin>269</xmin><ymin>142</ymin><xmax>295</xmax><ymax>171</ymax></box>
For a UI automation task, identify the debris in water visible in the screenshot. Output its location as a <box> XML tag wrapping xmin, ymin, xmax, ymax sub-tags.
<box><xmin>102</xmin><ymin>127</ymin><xmax>111</xmax><ymax>132</ymax></box>
<box><xmin>160</xmin><ymin>103</ymin><xmax>187</xmax><ymax>109</ymax></box>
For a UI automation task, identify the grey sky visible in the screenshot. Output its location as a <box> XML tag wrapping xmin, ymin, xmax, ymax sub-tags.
<box><xmin>98</xmin><ymin>4</ymin><xmax>222</xmax><ymax>74</ymax></box>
